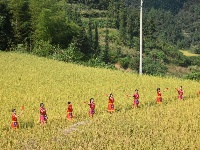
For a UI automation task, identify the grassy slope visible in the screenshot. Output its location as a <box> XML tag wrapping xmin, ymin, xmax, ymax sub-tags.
<box><xmin>179</xmin><ymin>50</ymin><xmax>199</xmax><ymax>57</ymax></box>
<box><xmin>0</xmin><ymin>52</ymin><xmax>199</xmax><ymax>149</ymax></box>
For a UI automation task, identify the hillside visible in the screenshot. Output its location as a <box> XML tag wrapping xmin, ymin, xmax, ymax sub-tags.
<box><xmin>1</xmin><ymin>0</ymin><xmax>200</xmax><ymax>78</ymax></box>
<box><xmin>0</xmin><ymin>52</ymin><xmax>200</xmax><ymax>149</ymax></box>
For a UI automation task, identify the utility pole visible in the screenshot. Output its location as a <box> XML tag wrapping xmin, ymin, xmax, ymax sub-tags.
<box><xmin>139</xmin><ymin>0</ymin><xmax>143</xmax><ymax>75</ymax></box>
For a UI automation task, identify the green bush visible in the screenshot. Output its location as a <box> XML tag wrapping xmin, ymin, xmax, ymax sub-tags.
<box><xmin>32</xmin><ymin>40</ymin><xmax>55</xmax><ymax>57</ymax></box>
<box><xmin>128</xmin><ymin>56</ymin><xmax>139</xmax><ymax>71</ymax></box>
<box><xmin>84</xmin><ymin>57</ymin><xmax>115</xmax><ymax>69</ymax></box>
<box><xmin>119</xmin><ymin>56</ymin><xmax>131</xmax><ymax>69</ymax></box>
<box><xmin>184</xmin><ymin>72</ymin><xmax>200</xmax><ymax>81</ymax></box>
<box><xmin>188</xmin><ymin>56</ymin><xmax>200</xmax><ymax>66</ymax></box>
<box><xmin>53</xmin><ymin>42</ymin><xmax>84</xmax><ymax>63</ymax></box>
<box><xmin>143</xmin><ymin>57</ymin><xmax>167</xmax><ymax>76</ymax></box>
<box><xmin>194</xmin><ymin>47</ymin><xmax>200</xmax><ymax>54</ymax></box>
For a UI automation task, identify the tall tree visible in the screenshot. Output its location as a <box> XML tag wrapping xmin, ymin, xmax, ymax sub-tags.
<box><xmin>8</xmin><ymin>0</ymin><xmax>31</xmax><ymax>45</ymax></box>
<box><xmin>101</xmin><ymin>28</ymin><xmax>109</xmax><ymax>63</ymax></box>
<box><xmin>73</xmin><ymin>27</ymin><xmax>90</xmax><ymax>59</ymax></box>
<box><xmin>119</xmin><ymin>0</ymin><xmax>126</xmax><ymax>43</ymax></box>
<box><xmin>94</xmin><ymin>22</ymin><xmax>100</xmax><ymax>56</ymax></box>
<box><xmin>107</xmin><ymin>0</ymin><xmax>120</xmax><ymax>28</ymax></box>
<box><xmin>87</xmin><ymin>17</ymin><xmax>94</xmax><ymax>55</ymax></box>
<box><xmin>0</xmin><ymin>2</ymin><xmax>13</xmax><ymax>50</ymax></box>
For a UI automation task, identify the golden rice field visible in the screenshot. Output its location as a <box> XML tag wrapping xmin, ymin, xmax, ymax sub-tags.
<box><xmin>0</xmin><ymin>52</ymin><xmax>200</xmax><ymax>149</ymax></box>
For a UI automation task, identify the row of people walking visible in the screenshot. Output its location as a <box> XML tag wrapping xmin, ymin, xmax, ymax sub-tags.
<box><xmin>11</xmin><ymin>86</ymin><xmax>199</xmax><ymax>129</ymax></box>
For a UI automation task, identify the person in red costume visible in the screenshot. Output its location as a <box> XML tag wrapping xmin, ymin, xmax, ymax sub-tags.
<box><xmin>133</xmin><ymin>89</ymin><xmax>140</xmax><ymax>108</ymax></box>
<box><xmin>40</xmin><ymin>103</ymin><xmax>48</xmax><ymax>125</ymax></box>
<box><xmin>108</xmin><ymin>93</ymin><xmax>115</xmax><ymax>113</ymax></box>
<box><xmin>176</xmin><ymin>86</ymin><xmax>184</xmax><ymax>100</ymax></box>
<box><xmin>157</xmin><ymin>88</ymin><xmax>162</xmax><ymax>103</ymax></box>
<box><xmin>66</xmin><ymin>101</ymin><xmax>73</xmax><ymax>120</ymax></box>
<box><xmin>88</xmin><ymin>98</ymin><xmax>95</xmax><ymax>117</ymax></box>
<box><xmin>11</xmin><ymin>109</ymin><xmax>20</xmax><ymax>129</ymax></box>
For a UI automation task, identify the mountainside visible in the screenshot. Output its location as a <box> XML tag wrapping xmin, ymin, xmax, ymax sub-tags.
<box><xmin>0</xmin><ymin>0</ymin><xmax>200</xmax><ymax>78</ymax></box>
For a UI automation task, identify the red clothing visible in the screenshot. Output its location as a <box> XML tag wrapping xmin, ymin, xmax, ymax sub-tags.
<box><xmin>40</xmin><ymin>107</ymin><xmax>47</xmax><ymax>124</ymax></box>
<box><xmin>133</xmin><ymin>93</ymin><xmax>139</xmax><ymax>100</ymax></box>
<box><xmin>133</xmin><ymin>93</ymin><xmax>139</xmax><ymax>106</ymax></box>
<box><xmin>11</xmin><ymin>114</ymin><xmax>19</xmax><ymax>129</ymax></box>
<box><xmin>157</xmin><ymin>91</ymin><xmax>162</xmax><ymax>103</ymax></box>
<box><xmin>67</xmin><ymin>104</ymin><xmax>73</xmax><ymax>119</ymax></box>
<box><xmin>67</xmin><ymin>104</ymin><xmax>73</xmax><ymax>113</ymax></box>
<box><xmin>89</xmin><ymin>103</ymin><xmax>95</xmax><ymax>110</ymax></box>
<box><xmin>108</xmin><ymin>97</ymin><xmax>114</xmax><ymax>112</ymax></box>
<box><xmin>12</xmin><ymin>114</ymin><xmax>17</xmax><ymax>122</ymax></box>
<box><xmin>89</xmin><ymin>103</ymin><xmax>95</xmax><ymax>115</ymax></box>
<box><xmin>177</xmin><ymin>89</ymin><xmax>184</xmax><ymax>100</ymax></box>
<box><xmin>40</xmin><ymin>107</ymin><xmax>47</xmax><ymax>116</ymax></box>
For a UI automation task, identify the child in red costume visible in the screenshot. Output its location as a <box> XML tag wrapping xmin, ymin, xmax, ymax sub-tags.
<box><xmin>176</xmin><ymin>86</ymin><xmax>184</xmax><ymax>100</ymax></box>
<box><xmin>67</xmin><ymin>102</ymin><xmax>73</xmax><ymax>120</ymax></box>
<box><xmin>11</xmin><ymin>109</ymin><xmax>20</xmax><ymax>129</ymax></box>
<box><xmin>108</xmin><ymin>93</ymin><xmax>114</xmax><ymax>113</ymax></box>
<box><xmin>88</xmin><ymin>98</ymin><xmax>95</xmax><ymax>117</ymax></box>
<box><xmin>40</xmin><ymin>103</ymin><xmax>48</xmax><ymax>125</ymax></box>
<box><xmin>133</xmin><ymin>89</ymin><xmax>140</xmax><ymax>108</ymax></box>
<box><xmin>157</xmin><ymin>88</ymin><xmax>162</xmax><ymax>103</ymax></box>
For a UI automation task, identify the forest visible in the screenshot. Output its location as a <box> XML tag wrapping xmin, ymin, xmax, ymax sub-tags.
<box><xmin>0</xmin><ymin>0</ymin><xmax>200</xmax><ymax>79</ymax></box>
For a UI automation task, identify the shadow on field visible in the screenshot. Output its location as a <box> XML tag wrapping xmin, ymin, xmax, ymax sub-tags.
<box><xmin>2</xmin><ymin>126</ymin><xmax>10</xmax><ymax>131</ymax></box>
<box><xmin>1</xmin><ymin>121</ymin><xmax>35</xmax><ymax>131</ymax></box>
<box><xmin>143</xmin><ymin>101</ymin><xmax>156</xmax><ymax>107</ymax></box>
<box><xmin>20</xmin><ymin>121</ymin><xmax>35</xmax><ymax>129</ymax></box>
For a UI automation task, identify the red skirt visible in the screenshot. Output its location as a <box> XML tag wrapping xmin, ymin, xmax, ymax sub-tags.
<box><xmin>178</xmin><ymin>95</ymin><xmax>183</xmax><ymax>100</ymax></box>
<box><xmin>89</xmin><ymin>109</ymin><xmax>95</xmax><ymax>115</ymax></box>
<box><xmin>133</xmin><ymin>99</ymin><xmax>139</xmax><ymax>105</ymax></box>
<box><xmin>108</xmin><ymin>103</ymin><xmax>114</xmax><ymax>112</ymax></box>
<box><xmin>11</xmin><ymin>121</ymin><xmax>19</xmax><ymax>129</ymax></box>
<box><xmin>40</xmin><ymin>115</ymin><xmax>47</xmax><ymax>124</ymax></box>
<box><xmin>157</xmin><ymin>96</ymin><xmax>162</xmax><ymax>103</ymax></box>
<box><xmin>67</xmin><ymin>112</ymin><xmax>73</xmax><ymax>120</ymax></box>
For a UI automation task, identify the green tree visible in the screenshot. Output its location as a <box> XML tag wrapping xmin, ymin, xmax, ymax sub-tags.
<box><xmin>119</xmin><ymin>0</ymin><xmax>126</xmax><ymax>43</ymax></box>
<box><xmin>72</xmin><ymin>27</ymin><xmax>90</xmax><ymax>59</ymax></box>
<box><xmin>87</xmin><ymin>17</ymin><xmax>94</xmax><ymax>56</ymax></box>
<box><xmin>101</xmin><ymin>28</ymin><xmax>109</xmax><ymax>63</ymax></box>
<box><xmin>34</xmin><ymin>9</ymin><xmax>52</xmax><ymax>43</ymax></box>
<box><xmin>94</xmin><ymin>22</ymin><xmax>100</xmax><ymax>56</ymax></box>
<box><xmin>0</xmin><ymin>1</ymin><xmax>13</xmax><ymax>50</ymax></box>
<box><xmin>107</xmin><ymin>0</ymin><xmax>119</xmax><ymax>28</ymax></box>
<box><xmin>8</xmin><ymin>0</ymin><xmax>31</xmax><ymax>45</ymax></box>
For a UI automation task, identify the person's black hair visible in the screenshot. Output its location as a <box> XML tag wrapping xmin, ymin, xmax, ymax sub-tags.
<box><xmin>90</xmin><ymin>98</ymin><xmax>94</xmax><ymax>103</ymax></box>
<box><xmin>68</xmin><ymin>101</ymin><xmax>71</xmax><ymax>105</ymax></box>
<box><xmin>40</xmin><ymin>103</ymin><xmax>44</xmax><ymax>107</ymax></box>
<box><xmin>157</xmin><ymin>88</ymin><xmax>160</xmax><ymax>91</ymax></box>
<box><xmin>135</xmin><ymin>89</ymin><xmax>138</xmax><ymax>92</ymax></box>
<box><xmin>12</xmin><ymin>109</ymin><xmax>16</xmax><ymax>112</ymax></box>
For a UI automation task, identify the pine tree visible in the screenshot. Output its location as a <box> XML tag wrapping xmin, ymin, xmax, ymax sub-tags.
<box><xmin>102</xmin><ymin>28</ymin><xmax>109</xmax><ymax>63</ymax></box>
<box><xmin>87</xmin><ymin>17</ymin><xmax>94</xmax><ymax>56</ymax></box>
<box><xmin>94</xmin><ymin>22</ymin><xmax>100</xmax><ymax>57</ymax></box>
<box><xmin>0</xmin><ymin>2</ymin><xmax>13</xmax><ymax>50</ymax></box>
<box><xmin>126</xmin><ymin>9</ymin><xmax>134</xmax><ymax>48</ymax></box>
<box><xmin>8</xmin><ymin>0</ymin><xmax>31</xmax><ymax>45</ymax></box>
<box><xmin>73</xmin><ymin>27</ymin><xmax>90</xmax><ymax>58</ymax></box>
<box><xmin>119</xmin><ymin>0</ymin><xmax>126</xmax><ymax>43</ymax></box>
